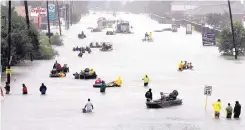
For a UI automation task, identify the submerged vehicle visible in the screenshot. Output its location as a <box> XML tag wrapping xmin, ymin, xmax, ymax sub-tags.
<box><xmin>202</xmin><ymin>33</ymin><xmax>216</xmax><ymax>46</ymax></box>
<box><xmin>91</xmin><ymin>28</ymin><xmax>102</xmax><ymax>32</ymax></box>
<box><xmin>186</xmin><ymin>24</ymin><xmax>192</xmax><ymax>34</ymax></box>
<box><xmin>154</xmin><ymin>29</ymin><xmax>164</xmax><ymax>32</ymax></box>
<box><xmin>116</xmin><ymin>21</ymin><xmax>132</xmax><ymax>33</ymax></box>
<box><xmin>106</xmin><ymin>30</ymin><xmax>115</xmax><ymax>35</ymax></box>
<box><xmin>172</xmin><ymin>24</ymin><xmax>178</xmax><ymax>32</ymax></box>
<box><xmin>163</xmin><ymin>28</ymin><xmax>172</xmax><ymax>31</ymax></box>
<box><xmin>90</xmin><ymin>42</ymin><xmax>102</xmax><ymax>48</ymax></box>
<box><xmin>146</xmin><ymin>90</ymin><xmax>182</xmax><ymax>108</ymax></box>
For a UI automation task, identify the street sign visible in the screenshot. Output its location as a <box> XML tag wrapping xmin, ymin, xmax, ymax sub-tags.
<box><xmin>48</xmin><ymin>4</ymin><xmax>56</xmax><ymax>21</ymax></box>
<box><xmin>204</xmin><ymin>85</ymin><xmax>212</xmax><ymax>96</ymax></box>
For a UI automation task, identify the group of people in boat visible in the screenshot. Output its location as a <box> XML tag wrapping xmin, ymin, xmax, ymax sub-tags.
<box><xmin>94</xmin><ymin>77</ymin><xmax>122</xmax><ymax>92</ymax></box>
<box><xmin>144</xmin><ymin>32</ymin><xmax>153</xmax><ymax>40</ymax></box>
<box><xmin>50</xmin><ymin>61</ymin><xmax>68</xmax><ymax>77</ymax></box>
<box><xmin>145</xmin><ymin>89</ymin><xmax>178</xmax><ymax>102</ymax></box>
<box><xmin>178</xmin><ymin>61</ymin><xmax>193</xmax><ymax>71</ymax></box>
<box><xmin>78</xmin><ymin>31</ymin><xmax>86</xmax><ymax>38</ymax></box>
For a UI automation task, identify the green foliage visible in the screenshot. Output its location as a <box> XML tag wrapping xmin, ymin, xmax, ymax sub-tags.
<box><xmin>217</xmin><ymin>21</ymin><xmax>245</xmax><ymax>56</ymax></box>
<box><xmin>206</xmin><ymin>13</ymin><xmax>229</xmax><ymax>28</ymax></box>
<box><xmin>1</xmin><ymin>5</ymin><xmax>57</xmax><ymax>66</ymax></box>
<box><xmin>37</xmin><ymin>36</ymin><xmax>58</xmax><ymax>60</ymax></box>
<box><xmin>50</xmin><ymin>34</ymin><xmax>63</xmax><ymax>46</ymax></box>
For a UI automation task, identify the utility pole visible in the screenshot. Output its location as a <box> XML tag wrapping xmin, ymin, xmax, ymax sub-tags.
<box><xmin>7</xmin><ymin>1</ymin><xmax>12</xmax><ymax>84</ymax></box>
<box><xmin>66</xmin><ymin>3</ymin><xmax>69</xmax><ymax>30</ymax></box>
<box><xmin>70</xmin><ymin>1</ymin><xmax>72</xmax><ymax>26</ymax></box>
<box><xmin>24</xmin><ymin>1</ymin><xmax>33</xmax><ymax>61</ymax></box>
<box><xmin>228</xmin><ymin>0</ymin><xmax>237</xmax><ymax>59</ymax></box>
<box><xmin>56</xmin><ymin>0</ymin><xmax>62</xmax><ymax>36</ymax></box>
<box><xmin>46</xmin><ymin>0</ymin><xmax>51</xmax><ymax>44</ymax></box>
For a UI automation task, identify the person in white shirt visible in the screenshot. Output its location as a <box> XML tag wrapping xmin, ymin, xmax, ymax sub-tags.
<box><xmin>84</xmin><ymin>98</ymin><xmax>94</xmax><ymax>113</ymax></box>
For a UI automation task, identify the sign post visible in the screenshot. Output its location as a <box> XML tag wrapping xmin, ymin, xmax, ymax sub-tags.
<box><xmin>48</xmin><ymin>4</ymin><xmax>56</xmax><ymax>21</ymax></box>
<box><xmin>204</xmin><ymin>85</ymin><xmax>212</xmax><ymax>111</ymax></box>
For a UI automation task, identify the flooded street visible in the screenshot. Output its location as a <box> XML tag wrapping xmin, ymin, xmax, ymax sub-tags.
<box><xmin>2</xmin><ymin>12</ymin><xmax>245</xmax><ymax>130</ymax></box>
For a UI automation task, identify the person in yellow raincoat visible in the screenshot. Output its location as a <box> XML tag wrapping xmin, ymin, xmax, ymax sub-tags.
<box><xmin>89</xmin><ymin>69</ymin><xmax>95</xmax><ymax>75</ymax></box>
<box><xmin>142</xmin><ymin>75</ymin><xmax>149</xmax><ymax>86</ymax></box>
<box><xmin>59</xmin><ymin>71</ymin><xmax>65</xmax><ymax>78</ymax></box>
<box><xmin>178</xmin><ymin>61</ymin><xmax>183</xmax><ymax>71</ymax></box>
<box><xmin>212</xmin><ymin>99</ymin><xmax>222</xmax><ymax>118</ymax></box>
<box><xmin>114</xmin><ymin>77</ymin><xmax>122</xmax><ymax>87</ymax></box>
<box><xmin>149</xmin><ymin>32</ymin><xmax>152</xmax><ymax>39</ymax></box>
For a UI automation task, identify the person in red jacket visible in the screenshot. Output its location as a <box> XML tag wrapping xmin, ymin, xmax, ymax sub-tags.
<box><xmin>22</xmin><ymin>84</ymin><xmax>28</xmax><ymax>95</ymax></box>
<box><xmin>57</xmin><ymin>64</ymin><xmax>62</xmax><ymax>70</ymax></box>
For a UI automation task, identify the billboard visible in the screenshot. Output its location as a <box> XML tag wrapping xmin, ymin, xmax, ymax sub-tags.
<box><xmin>30</xmin><ymin>7</ymin><xmax>47</xmax><ymax>16</ymax></box>
<box><xmin>48</xmin><ymin>4</ymin><xmax>56</xmax><ymax>21</ymax></box>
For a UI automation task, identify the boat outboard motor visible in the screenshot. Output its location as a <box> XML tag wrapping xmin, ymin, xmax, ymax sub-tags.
<box><xmin>169</xmin><ymin>90</ymin><xmax>178</xmax><ymax>100</ymax></box>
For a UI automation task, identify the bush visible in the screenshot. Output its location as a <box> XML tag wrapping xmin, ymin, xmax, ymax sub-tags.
<box><xmin>36</xmin><ymin>35</ymin><xmax>58</xmax><ymax>60</ymax></box>
<box><xmin>50</xmin><ymin>34</ymin><xmax>63</xmax><ymax>46</ymax></box>
<box><xmin>217</xmin><ymin>21</ymin><xmax>245</xmax><ymax>56</ymax></box>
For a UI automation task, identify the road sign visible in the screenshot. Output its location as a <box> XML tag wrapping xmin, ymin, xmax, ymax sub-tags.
<box><xmin>204</xmin><ymin>85</ymin><xmax>212</xmax><ymax>96</ymax></box>
<box><xmin>48</xmin><ymin>4</ymin><xmax>56</xmax><ymax>21</ymax></box>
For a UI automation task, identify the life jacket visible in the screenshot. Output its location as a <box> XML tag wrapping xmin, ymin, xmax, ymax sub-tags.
<box><xmin>60</xmin><ymin>73</ymin><xmax>65</xmax><ymax>77</ymax></box>
<box><xmin>22</xmin><ymin>87</ymin><xmax>28</xmax><ymax>93</ymax></box>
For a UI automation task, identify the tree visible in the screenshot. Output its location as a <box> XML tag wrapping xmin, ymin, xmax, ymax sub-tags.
<box><xmin>218</xmin><ymin>21</ymin><xmax>245</xmax><ymax>56</ymax></box>
<box><xmin>206</xmin><ymin>13</ymin><xmax>229</xmax><ymax>28</ymax></box>
<box><xmin>1</xmin><ymin>5</ymin><xmax>56</xmax><ymax>67</ymax></box>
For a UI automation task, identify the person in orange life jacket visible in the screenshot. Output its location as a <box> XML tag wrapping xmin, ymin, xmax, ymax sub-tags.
<box><xmin>22</xmin><ymin>84</ymin><xmax>28</xmax><ymax>95</ymax></box>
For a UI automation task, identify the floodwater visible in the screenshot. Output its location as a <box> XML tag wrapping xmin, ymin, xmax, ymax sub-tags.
<box><xmin>1</xmin><ymin>12</ymin><xmax>245</xmax><ymax>130</ymax></box>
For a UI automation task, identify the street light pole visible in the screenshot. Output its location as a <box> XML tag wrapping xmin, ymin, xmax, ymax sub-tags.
<box><xmin>7</xmin><ymin>1</ymin><xmax>12</xmax><ymax>84</ymax></box>
<box><xmin>46</xmin><ymin>0</ymin><xmax>51</xmax><ymax>44</ymax></box>
<box><xmin>228</xmin><ymin>0</ymin><xmax>237</xmax><ymax>59</ymax></box>
<box><xmin>56</xmin><ymin>0</ymin><xmax>62</xmax><ymax>36</ymax></box>
<box><xmin>24</xmin><ymin>1</ymin><xmax>33</xmax><ymax>61</ymax></box>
